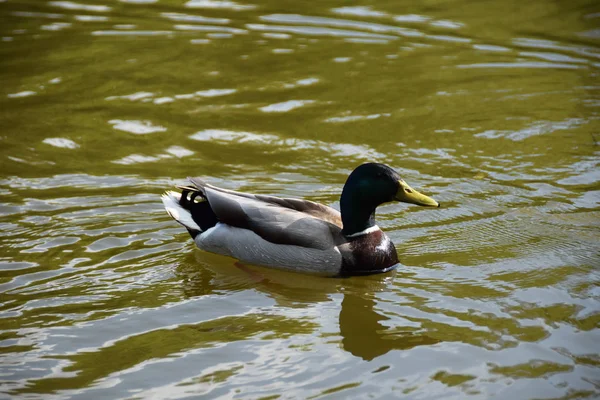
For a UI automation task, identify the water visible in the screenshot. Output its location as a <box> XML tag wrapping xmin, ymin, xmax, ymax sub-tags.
<box><xmin>1</xmin><ymin>0</ymin><xmax>599</xmax><ymax>398</ymax></box>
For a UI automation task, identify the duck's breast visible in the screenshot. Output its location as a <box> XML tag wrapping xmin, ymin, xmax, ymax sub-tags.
<box><xmin>338</xmin><ymin>230</ymin><xmax>399</xmax><ymax>276</ymax></box>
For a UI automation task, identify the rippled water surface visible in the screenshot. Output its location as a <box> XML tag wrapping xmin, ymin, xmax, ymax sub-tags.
<box><xmin>1</xmin><ymin>0</ymin><xmax>600</xmax><ymax>398</ymax></box>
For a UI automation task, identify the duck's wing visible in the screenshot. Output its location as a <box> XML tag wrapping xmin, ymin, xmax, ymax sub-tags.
<box><xmin>188</xmin><ymin>178</ymin><xmax>343</xmax><ymax>250</ymax></box>
<box><xmin>189</xmin><ymin>178</ymin><xmax>342</xmax><ymax>227</ymax></box>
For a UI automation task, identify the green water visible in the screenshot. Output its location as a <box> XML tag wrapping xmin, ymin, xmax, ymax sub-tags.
<box><xmin>1</xmin><ymin>0</ymin><xmax>599</xmax><ymax>398</ymax></box>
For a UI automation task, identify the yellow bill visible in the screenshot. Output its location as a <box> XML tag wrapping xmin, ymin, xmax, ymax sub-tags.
<box><xmin>395</xmin><ymin>180</ymin><xmax>439</xmax><ymax>207</ymax></box>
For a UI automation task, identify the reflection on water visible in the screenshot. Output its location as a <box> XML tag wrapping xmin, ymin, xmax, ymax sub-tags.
<box><xmin>340</xmin><ymin>290</ymin><xmax>440</xmax><ymax>361</ymax></box>
<box><xmin>1</xmin><ymin>0</ymin><xmax>599</xmax><ymax>398</ymax></box>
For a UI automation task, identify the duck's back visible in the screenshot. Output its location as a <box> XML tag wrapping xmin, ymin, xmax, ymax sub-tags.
<box><xmin>163</xmin><ymin>181</ymin><xmax>347</xmax><ymax>275</ymax></box>
<box><xmin>200</xmin><ymin>186</ymin><xmax>344</xmax><ymax>250</ymax></box>
<box><xmin>189</xmin><ymin>177</ymin><xmax>342</xmax><ymax>227</ymax></box>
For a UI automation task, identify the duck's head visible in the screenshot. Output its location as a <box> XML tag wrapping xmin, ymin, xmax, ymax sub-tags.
<box><xmin>340</xmin><ymin>163</ymin><xmax>439</xmax><ymax>235</ymax></box>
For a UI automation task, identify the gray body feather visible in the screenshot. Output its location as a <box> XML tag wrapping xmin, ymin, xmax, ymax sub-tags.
<box><xmin>185</xmin><ymin>180</ymin><xmax>347</xmax><ymax>274</ymax></box>
<box><xmin>203</xmin><ymin>186</ymin><xmax>344</xmax><ymax>249</ymax></box>
<box><xmin>196</xmin><ymin>223</ymin><xmax>342</xmax><ymax>275</ymax></box>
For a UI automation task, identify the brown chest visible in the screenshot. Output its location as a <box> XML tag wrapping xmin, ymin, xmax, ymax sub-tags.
<box><xmin>339</xmin><ymin>230</ymin><xmax>399</xmax><ymax>276</ymax></box>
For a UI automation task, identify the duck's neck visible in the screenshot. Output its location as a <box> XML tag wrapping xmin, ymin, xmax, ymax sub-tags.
<box><xmin>340</xmin><ymin>191</ymin><xmax>379</xmax><ymax>236</ymax></box>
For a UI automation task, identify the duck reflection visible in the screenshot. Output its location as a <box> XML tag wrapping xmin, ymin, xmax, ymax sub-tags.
<box><xmin>340</xmin><ymin>291</ymin><xmax>439</xmax><ymax>360</ymax></box>
<box><xmin>175</xmin><ymin>251</ymin><xmax>438</xmax><ymax>360</ymax></box>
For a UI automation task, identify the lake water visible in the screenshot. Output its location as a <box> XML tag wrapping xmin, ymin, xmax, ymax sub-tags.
<box><xmin>1</xmin><ymin>0</ymin><xmax>599</xmax><ymax>398</ymax></box>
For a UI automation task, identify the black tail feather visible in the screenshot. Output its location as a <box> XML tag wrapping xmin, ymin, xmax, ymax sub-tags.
<box><xmin>177</xmin><ymin>187</ymin><xmax>219</xmax><ymax>232</ymax></box>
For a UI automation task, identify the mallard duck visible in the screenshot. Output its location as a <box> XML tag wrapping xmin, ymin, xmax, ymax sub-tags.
<box><xmin>162</xmin><ymin>163</ymin><xmax>439</xmax><ymax>277</ymax></box>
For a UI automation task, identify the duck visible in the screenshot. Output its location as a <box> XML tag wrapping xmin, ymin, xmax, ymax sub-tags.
<box><xmin>161</xmin><ymin>163</ymin><xmax>439</xmax><ymax>277</ymax></box>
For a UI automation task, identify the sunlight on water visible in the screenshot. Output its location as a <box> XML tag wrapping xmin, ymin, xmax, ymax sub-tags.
<box><xmin>0</xmin><ymin>0</ymin><xmax>599</xmax><ymax>398</ymax></box>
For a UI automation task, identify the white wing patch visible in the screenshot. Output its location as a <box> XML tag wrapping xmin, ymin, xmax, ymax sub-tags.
<box><xmin>161</xmin><ymin>191</ymin><xmax>201</xmax><ymax>232</ymax></box>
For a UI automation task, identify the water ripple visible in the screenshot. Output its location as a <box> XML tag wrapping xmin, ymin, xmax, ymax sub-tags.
<box><xmin>1</xmin><ymin>0</ymin><xmax>599</xmax><ymax>398</ymax></box>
